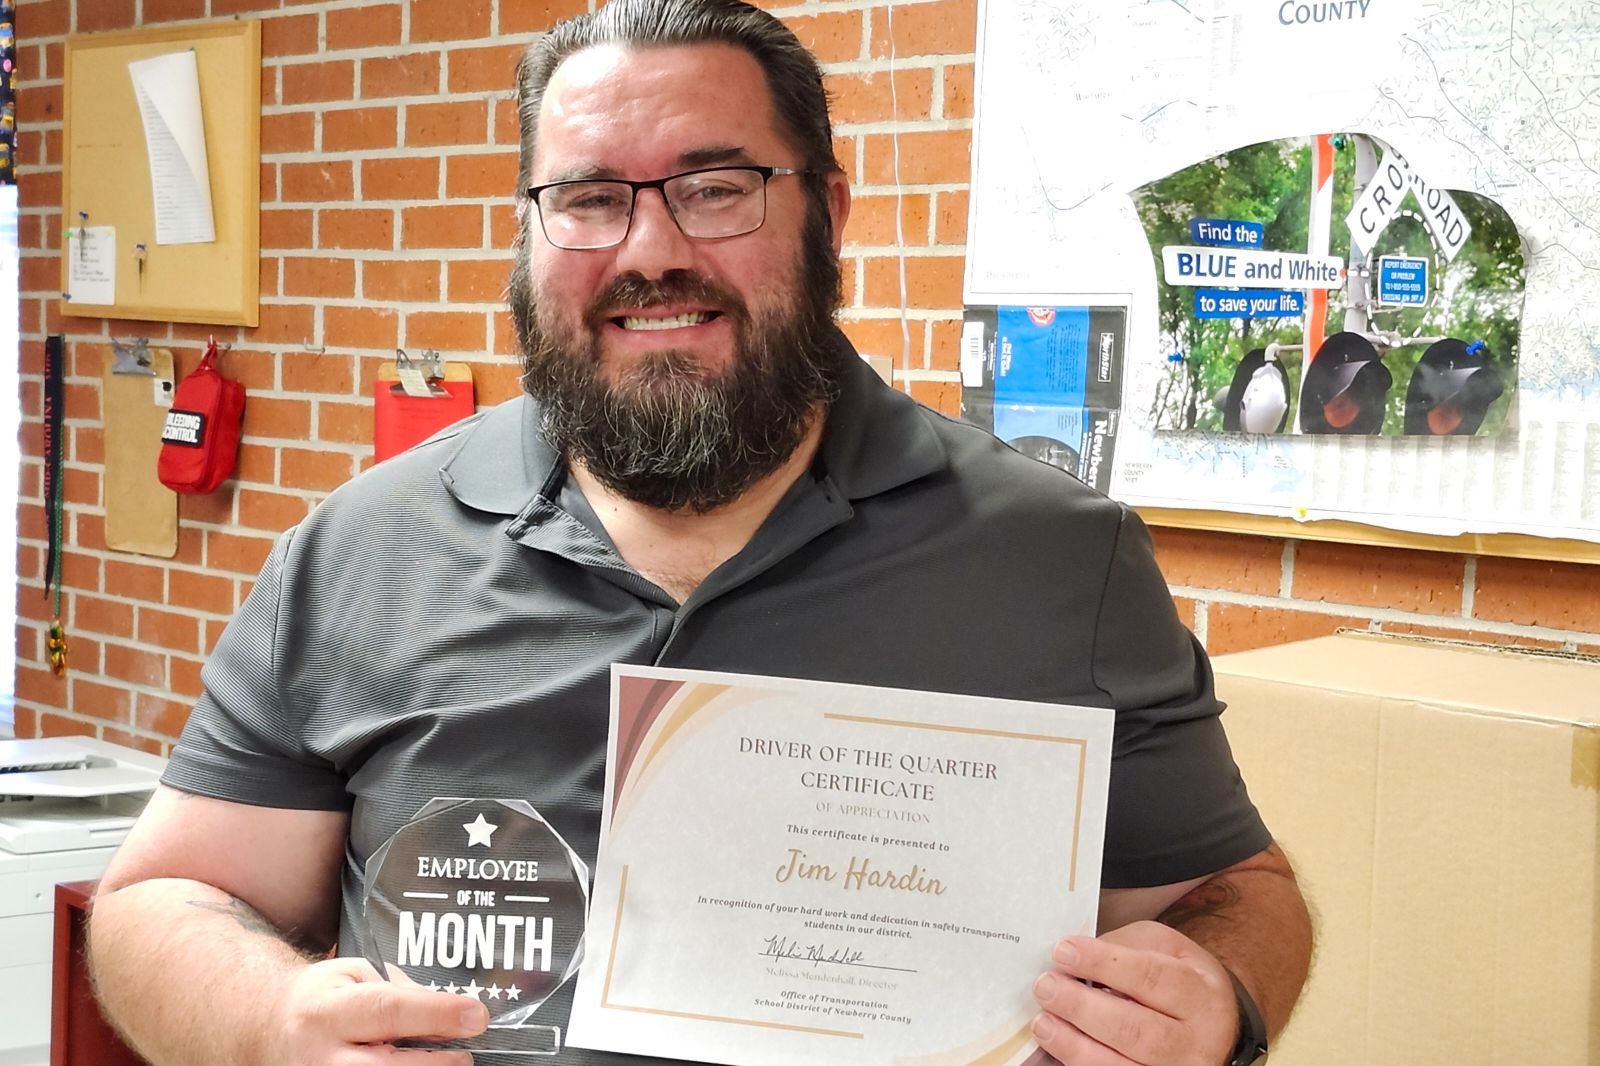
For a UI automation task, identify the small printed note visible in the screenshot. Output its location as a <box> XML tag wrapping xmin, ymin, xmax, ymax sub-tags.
<box><xmin>395</xmin><ymin>364</ymin><xmax>434</xmax><ymax>397</ymax></box>
<box><xmin>66</xmin><ymin>225</ymin><xmax>116</xmax><ymax>305</ymax></box>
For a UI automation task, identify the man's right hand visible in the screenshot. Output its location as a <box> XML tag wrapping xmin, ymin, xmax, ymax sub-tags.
<box><xmin>271</xmin><ymin>957</ymin><xmax>489</xmax><ymax>1064</ymax></box>
<box><xmin>89</xmin><ymin>787</ymin><xmax>490</xmax><ymax>1066</ymax></box>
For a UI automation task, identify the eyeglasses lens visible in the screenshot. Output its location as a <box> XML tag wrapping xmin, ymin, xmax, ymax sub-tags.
<box><xmin>536</xmin><ymin>168</ymin><xmax>771</xmax><ymax>250</ymax></box>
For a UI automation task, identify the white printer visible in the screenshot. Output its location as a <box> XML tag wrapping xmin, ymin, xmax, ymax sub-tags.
<box><xmin>0</xmin><ymin>737</ymin><xmax>164</xmax><ymax>1066</ymax></box>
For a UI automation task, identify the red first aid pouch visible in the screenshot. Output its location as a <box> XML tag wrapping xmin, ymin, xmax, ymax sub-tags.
<box><xmin>158</xmin><ymin>339</ymin><xmax>245</xmax><ymax>494</ymax></box>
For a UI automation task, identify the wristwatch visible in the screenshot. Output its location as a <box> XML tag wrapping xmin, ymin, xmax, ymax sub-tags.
<box><xmin>1223</xmin><ymin>968</ymin><xmax>1269</xmax><ymax>1066</ymax></box>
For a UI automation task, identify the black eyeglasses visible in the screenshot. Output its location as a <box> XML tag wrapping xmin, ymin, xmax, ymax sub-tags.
<box><xmin>526</xmin><ymin>165</ymin><xmax>813</xmax><ymax>250</ymax></box>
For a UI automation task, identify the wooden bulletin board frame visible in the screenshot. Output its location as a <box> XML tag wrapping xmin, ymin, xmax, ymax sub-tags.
<box><xmin>61</xmin><ymin>21</ymin><xmax>260</xmax><ymax>326</ymax></box>
<box><xmin>1139</xmin><ymin>508</ymin><xmax>1600</xmax><ymax>565</ymax></box>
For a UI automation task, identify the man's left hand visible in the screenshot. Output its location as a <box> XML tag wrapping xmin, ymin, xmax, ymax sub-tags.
<box><xmin>1030</xmin><ymin>920</ymin><xmax>1237</xmax><ymax>1066</ymax></box>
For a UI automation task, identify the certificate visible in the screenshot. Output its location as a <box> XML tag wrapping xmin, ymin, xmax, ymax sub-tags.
<box><xmin>567</xmin><ymin>665</ymin><xmax>1114</xmax><ymax>1066</ymax></box>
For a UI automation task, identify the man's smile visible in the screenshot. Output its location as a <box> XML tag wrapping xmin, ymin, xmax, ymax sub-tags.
<box><xmin>610</xmin><ymin>309</ymin><xmax>723</xmax><ymax>331</ymax></box>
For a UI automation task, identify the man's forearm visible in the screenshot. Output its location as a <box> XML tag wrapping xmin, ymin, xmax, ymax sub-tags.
<box><xmin>89</xmin><ymin>876</ymin><xmax>317</xmax><ymax>1066</ymax></box>
<box><xmin>1156</xmin><ymin>843</ymin><xmax>1312</xmax><ymax>1038</ymax></box>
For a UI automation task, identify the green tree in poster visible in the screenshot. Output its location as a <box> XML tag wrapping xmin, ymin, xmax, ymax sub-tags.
<box><xmin>1135</xmin><ymin>139</ymin><xmax>1312</xmax><ymax>430</ymax></box>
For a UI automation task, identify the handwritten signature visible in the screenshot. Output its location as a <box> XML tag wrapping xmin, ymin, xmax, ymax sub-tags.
<box><xmin>761</xmin><ymin>934</ymin><xmax>867</xmax><ymax>967</ymax></box>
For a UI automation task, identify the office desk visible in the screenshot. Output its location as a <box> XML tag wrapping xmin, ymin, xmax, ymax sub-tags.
<box><xmin>52</xmin><ymin>881</ymin><xmax>143</xmax><ymax>1066</ymax></box>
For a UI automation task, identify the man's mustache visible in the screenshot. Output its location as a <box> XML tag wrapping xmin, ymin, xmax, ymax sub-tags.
<box><xmin>584</xmin><ymin>270</ymin><xmax>750</xmax><ymax>329</ymax></box>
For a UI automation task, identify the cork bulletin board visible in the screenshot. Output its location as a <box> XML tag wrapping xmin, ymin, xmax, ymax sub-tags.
<box><xmin>60</xmin><ymin>21</ymin><xmax>260</xmax><ymax>326</ymax></box>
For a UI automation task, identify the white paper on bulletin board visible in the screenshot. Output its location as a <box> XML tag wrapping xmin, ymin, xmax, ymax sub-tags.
<box><xmin>128</xmin><ymin>49</ymin><xmax>216</xmax><ymax>245</ymax></box>
<box><xmin>65</xmin><ymin>225</ymin><xmax>116</xmax><ymax>304</ymax></box>
<box><xmin>965</xmin><ymin>0</ymin><xmax>1600</xmax><ymax>543</ymax></box>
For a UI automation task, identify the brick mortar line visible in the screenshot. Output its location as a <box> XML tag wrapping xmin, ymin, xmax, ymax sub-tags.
<box><xmin>271</xmin><ymin>147</ymin><xmax>516</xmax><ymax>159</ymax></box>
<box><xmin>15</xmin><ymin>618</ymin><xmax>218</xmax><ymax>647</ymax></box>
<box><xmin>835</xmin><ymin>119</ymin><xmax>973</xmax><ymax>134</ymax></box>
<box><xmin>270</xmin><ymin>43</ymin><xmax>530</xmax><ymax>64</ymax></box>
<box><xmin>45</xmin><ymin>637</ymin><xmax>207</xmax><ymax>665</ymax></box>
<box><xmin>12</xmin><ymin>559</ymin><xmax>248</xmax><ymax>590</ymax></box>
<box><xmin>769</xmin><ymin>0</ymin><xmax>970</xmax><ymax>10</ymax></box>
<box><xmin>279</xmin><ymin>286</ymin><xmax>512</xmax><ymax>300</ymax></box>
<box><xmin>1170</xmin><ymin>586</ymin><xmax>1600</xmax><ymax>643</ymax></box>
<box><xmin>175</xmin><ymin>195</ymin><xmax>967</xmax><ymax>212</ymax></box>
<box><xmin>278</xmin><ymin>189</ymin><xmax>506</xmax><ymax>201</ymax></box>
<box><xmin>36</xmin><ymin>315</ymin><xmax>967</xmax><ymax>334</ymax></box>
<box><xmin>822</xmin><ymin>55</ymin><xmax>979</xmax><ymax>75</ymax></box>
<box><xmin>843</xmin><ymin>310</ymin><xmax>967</xmax><ymax>320</ymax></box>
<box><xmin>12</xmin><ymin>706</ymin><xmax>132</xmax><ymax>732</ymax></box>
<box><xmin>267</xmin><ymin>92</ymin><xmax>516</xmax><ymax>111</ymax></box>
<box><xmin>81</xmin><ymin>717</ymin><xmax>178</xmax><ymax>750</ymax></box>
<box><xmin>258</xmin><ymin>151</ymin><xmax>972</xmax><ymax>173</ymax></box>
<box><xmin>32</xmin><ymin>28</ymin><xmax>964</xmax><ymax>72</ymax></box>
<box><xmin>13</xmin><ymin>81</ymin><xmax>971</xmax><ymax>116</ymax></box>
<box><xmin>843</xmin><ymin>307</ymin><xmax>962</xmax><ymax>317</ymax></box>
<box><xmin>15</xmin><ymin>492</ymin><xmax>331</xmax><ymax>524</ymax></box>
<box><xmin>15</xmin><ymin>699</ymin><xmax>187</xmax><ymax>738</ymax></box>
<box><xmin>17</xmin><ymin>547</ymin><xmax>251</xmax><ymax>583</ymax></box>
<box><xmin>842</xmin><ymin>183</ymin><xmax>971</xmax><ymax>193</ymax></box>
<box><xmin>842</xmin><ymin>245</ymin><xmax>966</xmax><ymax>256</ymax></box>
<box><xmin>807</xmin><ymin>183</ymin><xmax>970</xmax><ymax>194</ymax></box>
<box><xmin>34</xmin><ymin>573</ymin><xmax>244</xmax><ymax>605</ymax></box>
<box><xmin>56</xmin><ymin>638</ymin><xmax>209</xmax><ymax>667</ymax></box>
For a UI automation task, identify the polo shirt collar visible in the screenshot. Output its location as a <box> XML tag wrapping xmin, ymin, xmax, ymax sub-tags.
<box><xmin>437</xmin><ymin>394</ymin><xmax>557</xmax><ymax>516</ymax></box>
<box><xmin>437</xmin><ymin>327</ymin><xmax>948</xmax><ymax>517</ymax></box>
<box><xmin>818</xmin><ymin>331</ymin><xmax>947</xmax><ymax>499</ymax></box>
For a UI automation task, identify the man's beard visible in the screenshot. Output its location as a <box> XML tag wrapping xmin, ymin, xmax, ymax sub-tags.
<box><xmin>509</xmin><ymin>205</ymin><xmax>846</xmax><ymax>514</ymax></box>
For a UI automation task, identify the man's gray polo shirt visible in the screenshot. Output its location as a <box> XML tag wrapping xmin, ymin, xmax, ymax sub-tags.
<box><xmin>165</xmin><ymin>346</ymin><xmax>1269</xmax><ymax>1002</ymax></box>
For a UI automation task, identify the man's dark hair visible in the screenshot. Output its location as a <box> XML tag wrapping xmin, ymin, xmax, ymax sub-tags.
<box><xmin>515</xmin><ymin>0</ymin><xmax>840</xmax><ymax>221</ymax></box>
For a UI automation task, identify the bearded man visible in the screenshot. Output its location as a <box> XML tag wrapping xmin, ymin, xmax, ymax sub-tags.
<box><xmin>87</xmin><ymin>2</ymin><xmax>1310</xmax><ymax>1065</ymax></box>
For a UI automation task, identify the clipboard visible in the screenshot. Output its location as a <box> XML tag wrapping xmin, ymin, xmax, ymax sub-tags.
<box><xmin>101</xmin><ymin>342</ymin><xmax>179</xmax><ymax>557</ymax></box>
<box><xmin>373</xmin><ymin>352</ymin><xmax>475</xmax><ymax>462</ymax></box>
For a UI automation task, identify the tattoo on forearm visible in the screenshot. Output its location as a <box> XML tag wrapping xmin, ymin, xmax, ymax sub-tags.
<box><xmin>185</xmin><ymin>896</ymin><xmax>283</xmax><ymax>940</ymax></box>
<box><xmin>1158</xmin><ymin>877</ymin><xmax>1243</xmax><ymax>930</ymax></box>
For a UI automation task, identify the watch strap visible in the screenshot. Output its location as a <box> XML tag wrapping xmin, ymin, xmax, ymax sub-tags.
<box><xmin>1224</xmin><ymin>967</ymin><xmax>1269</xmax><ymax>1066</ymax></box>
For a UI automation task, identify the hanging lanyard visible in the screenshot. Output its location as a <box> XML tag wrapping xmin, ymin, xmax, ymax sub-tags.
<box><xmin>43</xmin><ymin>334</ymin><xmax>68</xmax><ymax>676</ymax></box>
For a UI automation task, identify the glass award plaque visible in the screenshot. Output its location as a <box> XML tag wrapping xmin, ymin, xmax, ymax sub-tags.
<box><xmin>362</xmin><ymin>798</ymin><xmax>590</xmax><ymax>1055</ymax></box>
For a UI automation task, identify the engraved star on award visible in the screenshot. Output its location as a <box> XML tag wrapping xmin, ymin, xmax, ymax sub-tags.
<box><xmin>362</xmin><ymin>798</ymin><xmax>589</xmax><ymax>1055</ymax></box>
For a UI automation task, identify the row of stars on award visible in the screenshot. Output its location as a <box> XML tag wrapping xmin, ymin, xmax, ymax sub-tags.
<box><xmin>427</xmin><ymin>978</ymin><xmax>523</xmax><ymax>1001</ymax></box>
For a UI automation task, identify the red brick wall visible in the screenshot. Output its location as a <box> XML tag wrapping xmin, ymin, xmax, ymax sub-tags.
<box><xmin>12</xmin><ymin>0</ymin><xmax>1597</xmax><ymax>751</ymax></box>
<box><xmin>1151</xmin><ymin>530</ymin><xmax>1600</xmax><ymax>657</ymax></box>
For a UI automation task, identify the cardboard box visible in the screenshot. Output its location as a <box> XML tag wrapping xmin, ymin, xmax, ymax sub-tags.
<box><xmin>1213</xmin><ymin>633</ymin><xmax>1600</xmax><ymax>1066</ymax></box>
